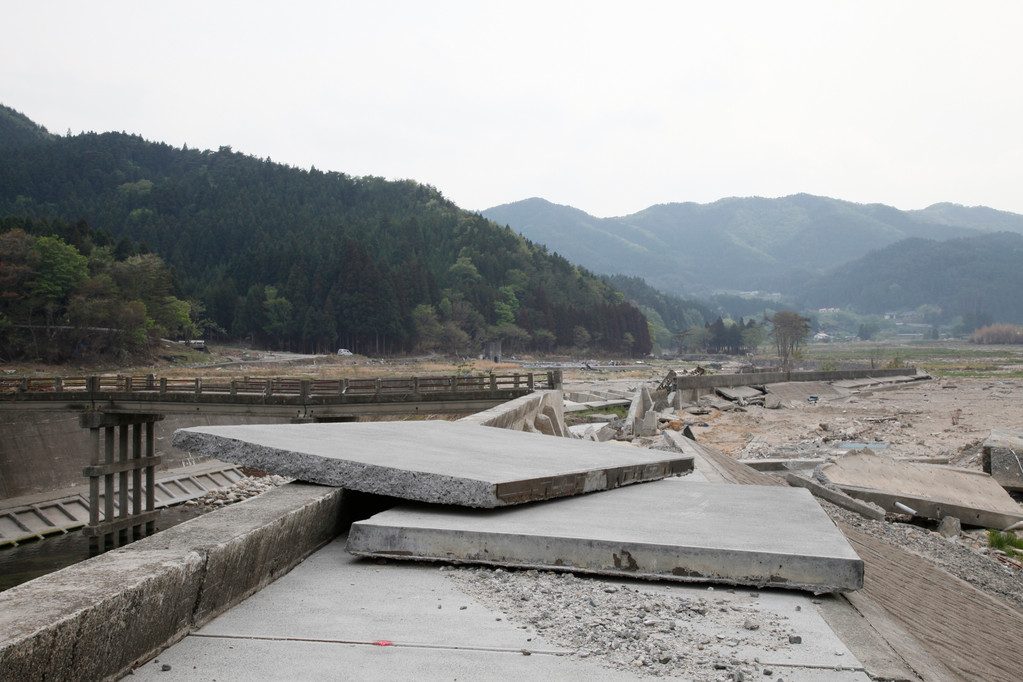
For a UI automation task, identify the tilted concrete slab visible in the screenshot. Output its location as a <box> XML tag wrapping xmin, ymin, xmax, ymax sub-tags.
<box><xmin>347</xmin><ymin>478</ymin><xmax>864</xmax><ymax>593</ymax></box>
<box><xmin>821</xmin><ymin>452</ymin><xmax>1023</xmax><ymax>529</ymax></box>
<box><xmin>763</xmin><ymin>381</ymin><xmax>851</xmax><ymax>407</ymax></box>
<box><xmin>983</xmin><ymin>427</ymin><xmax>1023</xmax><ymax>491</ymax></box>
<box><xmin>173</xmin><ymin>421</ymin><xmax>693</xmax><ymax>508</ymax></box>
<box><xmin>715</xmin><ymin>385</ymin><xmax>765</xmax><ymax>402</ymax></box>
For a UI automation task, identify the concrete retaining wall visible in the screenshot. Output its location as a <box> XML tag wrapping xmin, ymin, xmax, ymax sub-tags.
<box><xmin>0</xmin><ymin>482</ymin><xmax>345</xmax><ymax>681</ymax></box>
<box><xmin>0</xmin><ymin>410</ymin><xmax>292</xmax><ymax>499</ymax></box>
<box><xmin>673</xmin><ymin>368</ymin><xmax>917</xmax><ymax>404</ymax></box>
<box><xmin>458</xmin><ymin>390</ymin><xmax>567</xmax><ymax>437</ymax></box>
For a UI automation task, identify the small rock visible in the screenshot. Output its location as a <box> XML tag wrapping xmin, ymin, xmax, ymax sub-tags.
<box><xmin>938</xmin><ymin>516</ymin><xmax>962</xmax><ymax>538</ymax></box>
<box><xmin>161</xmin><ymin>664</ymin><xmax>172</xmax><ymax>672</ymax></box>
<box><xmin>788</xmin><ymin>635</ymin><xmax>802</xmax><ymax>644</ymax></box>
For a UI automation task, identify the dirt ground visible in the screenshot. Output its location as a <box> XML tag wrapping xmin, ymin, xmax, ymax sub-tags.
<box><xmin>694</xmin><ymin>374</ymin><xmax>1014</xmax><ymax>466</ymax></box>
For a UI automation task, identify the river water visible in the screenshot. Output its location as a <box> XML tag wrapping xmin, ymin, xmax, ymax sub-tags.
<box><xmin>0</xmin><ymin>505</ymin><xmax>208</xmax><ymax>592</ymax></box>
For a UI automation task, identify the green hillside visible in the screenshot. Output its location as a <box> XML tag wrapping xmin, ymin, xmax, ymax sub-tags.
<box><xmin>0</xmin><ymin>106</ymin><xmax>651</xmax><ymax>360</ymax></box>
<box><xmin>795</xmin><ymin>231</ymin><xmax>1023</xmax><ymax>324</ymax></box>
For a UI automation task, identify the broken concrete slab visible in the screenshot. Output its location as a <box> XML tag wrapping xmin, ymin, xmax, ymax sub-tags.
<box><xmin>347</xmin><ymin>478</ymin><xmax>864</xmax><ymax>593</ymax></box>
<box><xmin>763</xmin><ymin>381</ymin><xmax>851</xmax><ymax>407</ymax></box>
<box><xmin>783</xmin><ymin>473</ymin><xmax>886</xmax><ymax>521</ymax></box>
<box><xmin>983</xmin><ymin>428</ymin><xmax>1023</xmax><ymax>491</ymax></box>
<box><xmin>715</xmin><ymin>385</ymin><xmax>765</xmax><ymax>402</ymax></box>
<box><xmin>173</xmin><ymin>421</ymin><xmax>693</xmax><ymax>508</ymax></box>
<box><xmin>820</xmin><ymin>452</ymin><xmax>1023</xmax><ymax>529</ymax></box>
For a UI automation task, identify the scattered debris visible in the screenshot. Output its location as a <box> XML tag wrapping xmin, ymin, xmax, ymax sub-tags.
<box><xmin>818</xmin><ymin>452</ymin><xmax>1023</xmax><ymax>529</ymax></box>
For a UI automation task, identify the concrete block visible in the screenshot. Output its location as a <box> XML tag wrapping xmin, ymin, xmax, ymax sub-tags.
<box><xmin>533</xmin><ymin>412</ymin><xmax>556</xmax><ymax>436</ymax></box>
<box><xmin>983</xmin><ymin>427</ymin><xmax>1023</xmax><ymax>491</ymax></box>
<box><xmin>0</xmin><ymin>482</ymin><xmax>344</xmax><ymax>682</ymax></box>
<box><xmin>174</xmin><ymin>421</ymin><xmax>693</xmax><ymax>508</ymax></box>
<box><xmin>0</xmin><ymin>548</ymin><xmax>204</xmax><ymax>682</ymax></box>
<box><xmin>347</xmin><ymin>479</ymin><xmax>864</xmax><ymax>593</ymax></box>
<box><xmin>459</xmin><ymin>390</ymin><xmax>568</xmax><ymax>437</ymax></box>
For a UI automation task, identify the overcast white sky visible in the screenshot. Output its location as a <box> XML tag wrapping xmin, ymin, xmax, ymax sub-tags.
<box><xmin>4</xmin><ymin>1</ymin><xmax>1022</xmax><ymax>217</ymax></box>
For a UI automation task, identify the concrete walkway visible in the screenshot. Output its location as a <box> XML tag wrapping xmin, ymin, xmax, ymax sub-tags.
<box><xmin>127</xmin><ymin>464</ymin><xmax>871</xmax><ymax>681</ymax></box>
<box><xmin>130</xmin><ymin>533</ymin><xmax>870</xmax><ymax>682</ymax></box>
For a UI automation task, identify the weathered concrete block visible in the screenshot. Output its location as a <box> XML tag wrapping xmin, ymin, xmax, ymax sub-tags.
<box><xmin>459</xmin><ymin>390</ymin><xmax>568</xmax><ymax>437</ymax></box>
<box><xmin>0</xmin><ymin>549</ymin><xmax>205</xmax><ymax>682</ymax></box>
<box><xmin>533</xmin><ymin>412</ymin><xmax>556</xmax><ymax>436</ymax></box>
<box><xmin>0</xmin><ymin>482</ymin><xmax>344</xmax><ymax>682</ymax></box>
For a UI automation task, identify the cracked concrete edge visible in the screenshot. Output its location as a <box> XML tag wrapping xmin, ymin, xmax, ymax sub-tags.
<box><xmin>0</xmin><ymin>482</ymin><xmax>345</xmax><ymax>682</ymax></box>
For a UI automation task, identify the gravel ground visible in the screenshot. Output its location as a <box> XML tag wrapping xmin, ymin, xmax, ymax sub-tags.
<box><xmin>446</xmin><ymin>566</ymin><xmax>830</xmax><ymax>681</ymax></box>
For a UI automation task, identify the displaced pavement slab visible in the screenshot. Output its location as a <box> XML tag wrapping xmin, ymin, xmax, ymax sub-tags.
<box><xmin>347</xmin><ymin>478</ymin><xmax>864</xmax><ymax>593</ymax></box>
<box><xmin>983</xmin><ymin>427</ymin><xmax>1023</xmax><ymax>491</ymax></box>
<box><xmin>715</xmin><ymin>385</ymin><xmax>765</xmax><ymax>402</ymax></box>
<box><xmin>763</xmin><ymin>381</ymin><xmax>852</xmax><ymax>407</ymax></box>
<box><xmin>821</xmin><ymin>452</ymin><xmax>1023</xmax><ymax>529</ymax></box>
<box><xmin>173</xmin><ymin>421</ymin><xmax>693</xmax><ymax>507</ymax></box>
<box><xmin>130</xmin><ymin>535</ymin><xmax>870</xmax><ymax>682</ymax></box>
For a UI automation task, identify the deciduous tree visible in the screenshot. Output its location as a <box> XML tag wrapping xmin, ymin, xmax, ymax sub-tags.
<box><xmin>770</xmin><ymin>311</ymin><xmax>811</xmax><ymax>370</ymax></box>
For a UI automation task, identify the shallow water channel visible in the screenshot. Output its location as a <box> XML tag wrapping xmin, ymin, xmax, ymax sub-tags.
<box><xmin>0</xmin><ymin>505</ymin><xmax>208</xmax><ymax>592</ymax></box>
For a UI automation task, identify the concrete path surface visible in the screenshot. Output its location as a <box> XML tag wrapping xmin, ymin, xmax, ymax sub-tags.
<box><xmin>129</xmin><ymin>535</ymin><xmax>870</xmax><ymax>681</ymax></box>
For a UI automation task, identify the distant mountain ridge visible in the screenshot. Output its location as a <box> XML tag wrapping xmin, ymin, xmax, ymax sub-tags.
<box><xmin>794</xmin><ymin>230</ymin><xmax>1023</xmax><ymax>323</ymax></box>
<box><xmin>483</xmin><ymin>195</ymin><xmax>1020</xmax><ymax>295</ymax></box>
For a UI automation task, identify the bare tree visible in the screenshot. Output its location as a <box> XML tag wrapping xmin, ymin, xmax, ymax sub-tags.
<box><xmin>770</xmin><ymin>311</ymin><xmax>811</xmax><ymax>370</ymax></box>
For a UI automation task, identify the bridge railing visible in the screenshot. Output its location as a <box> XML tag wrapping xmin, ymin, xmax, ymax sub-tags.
<box><xmin>1</xmin><ymin>371</ymin><xmax>561</xmax><ymax>398</ymax></box>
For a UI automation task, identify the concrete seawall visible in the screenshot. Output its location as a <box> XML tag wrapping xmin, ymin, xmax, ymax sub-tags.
<box><xmin>0</xmin><ymin>482</ymin><xmax>345</xmax><ymax>681</ymax></box>
<box><xmin>672</xmin><ymin>367</ymin><xmax>918</xmax><ymax>404</ymax></box>
<box><xmin>458</xmin><ymin>390</ymin><xmax>567</xmax><ymax>437</ymax></box>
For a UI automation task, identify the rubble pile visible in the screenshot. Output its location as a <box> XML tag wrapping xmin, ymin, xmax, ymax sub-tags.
<box><xmin>185</xmin><ymin>474</ymin><xmax>291</xmax><ymax>508</ymax></box>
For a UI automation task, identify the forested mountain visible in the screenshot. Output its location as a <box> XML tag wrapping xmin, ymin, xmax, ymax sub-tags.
<box><xmin>0</xmin><ymin>105</ymin><xmax>55</xmax><ymax>148</ymax></box>
<box><xmin>483</xmin><ymin>195</ymin><xmax>997</xmax><ymax>295</ymax></box>
<box><xmin>0</xmin><ymin>105</ymin><xmax>651</xmax><ymax>360</ymax></box>
<box><xmin>908</xmin><ymin>203</ymin><xmax>1023</xmax><ymax>233</ymax></box>
<box><xmin>793</xmin><ymin>231</ymin><xmax>1023</xmax><ymax>324</ymax></box>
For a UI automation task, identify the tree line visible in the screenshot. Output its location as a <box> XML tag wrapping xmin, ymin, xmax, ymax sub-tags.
<box><xmin>0</xmin><ymin>216</ymin><xmax>195</xmax><ymax>362</ymax></box>
<box><xmin>0</xmin><ymin>115</ymin><xmax>652</xmax><ymax>360</ymax></box>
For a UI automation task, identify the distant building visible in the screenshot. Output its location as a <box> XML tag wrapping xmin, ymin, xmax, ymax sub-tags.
<box><xmin>482</xmin><ymin>340</ymin><xmax>502</xmax><ymax>362</ymax></box>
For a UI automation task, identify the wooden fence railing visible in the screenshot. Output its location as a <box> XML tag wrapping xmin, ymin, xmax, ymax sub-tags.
<box><xmin>0</xmin><ymin>371</ymin><xmax>559</xmax><ymax>399</ymax></box>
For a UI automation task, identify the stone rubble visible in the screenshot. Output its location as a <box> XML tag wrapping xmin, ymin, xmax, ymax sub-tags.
<box><xmin>184</xmin><ymin>474</ymin><xmax>291</xmax><ymax>508</ymax></box>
